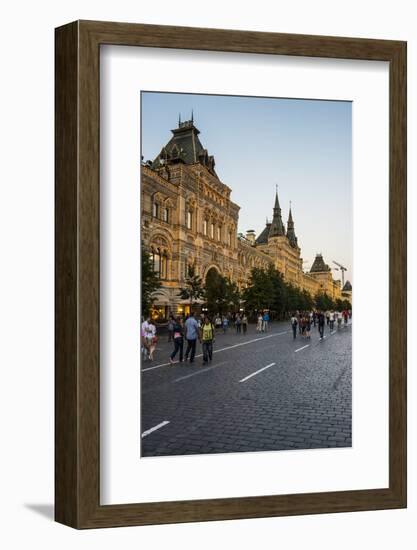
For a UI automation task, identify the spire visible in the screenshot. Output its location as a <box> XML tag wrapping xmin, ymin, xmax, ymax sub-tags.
<box><xmin>191</xmin><ymin>109</ymin><xmax>194</xmax><ymax>123</ymax></box>
<box><xmin>178</xmin><ymin>112</ymin><xmax>181</xmax><ymax>126</ymax></box>
<box><xmin>287</xmin><ymin>201</ymin><xmax>298</xmax><ymax>248</ymax></box>
<box><xmin>268</xmin><ymin>187</ymin><xmax>285</xmax><ymax>238</ymax></box>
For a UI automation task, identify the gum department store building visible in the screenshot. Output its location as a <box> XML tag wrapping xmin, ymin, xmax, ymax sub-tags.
<box><xmin>141</xmin><ymin>117</ymin><xmax>342</xmax><ymax>319</ymax></box>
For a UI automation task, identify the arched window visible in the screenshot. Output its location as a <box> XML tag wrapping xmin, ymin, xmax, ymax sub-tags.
<box><xmin>163</xmin><ymin>207</ymin><xmax>169</xmax><ymax>223</ymax></box>
<box><xmin>217</xmin><ymin>225</ymin><xmax>222</xmax><ymax>241</ymax></box>
<box><xmin>152</xmin><ymin>202</ymin><xmax>159</xmax><ymax>218</ymax></box>
<box><xmin>210</xmin><ymin>222</ymin><xmax>214</xmax><ymax>239</ymax></box>
<box><xmin>203</xmin><ymin>219</ymin><xmax>208</xmax><ymax>236</ymax></box>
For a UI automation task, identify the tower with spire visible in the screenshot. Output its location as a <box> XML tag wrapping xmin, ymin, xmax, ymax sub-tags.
<box><xmin>286</xmin><ymin>202</ymin><xmax>298</xmax><ymax>248</ymax></box>
<box><xmin>268</xmin><ymin>187</ymin><xmax>286</xmax><ymax>239</ymax></box>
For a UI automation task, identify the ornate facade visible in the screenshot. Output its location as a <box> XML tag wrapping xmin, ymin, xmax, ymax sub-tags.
<box><xmin>141</xmin><ymin>117</ymin><xmax>342</xmax><ymax>319</ymax></box>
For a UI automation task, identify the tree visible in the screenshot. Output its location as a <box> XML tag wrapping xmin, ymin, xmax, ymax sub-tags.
<box><xmin>268</xmin><ymin>265</ymin><xmax>288</xmax><ymax>316</ymax></box>
<box><xmin>205</xmin><ymin>269</ymin><xmax>241</xmax><ymax>314</ymax></box>
<box><xmin>315</xmin><ymin>292</ymin><xmax>334</xmax><ymax>311</ymax></box>
<box><xmin>178</xmin><ymin>264</ymin><xmax>205</xmax><ymax>309</ymax></box>
<box><xmin>242</xmin><ymin>267</ymin><xmax>275</xmax><ymax>312</ymax></box>
<box><xmin>141</xmin><ymin>244</ymin><xmax>162</xmax><ymax>316</ymax></box>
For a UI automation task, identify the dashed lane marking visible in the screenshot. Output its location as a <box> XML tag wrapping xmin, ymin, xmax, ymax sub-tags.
<box><xmin>141</xmin><ymin>420</ymin><xmax>170</xmax><ymax>438</ymax></box>
<box><xmin>295</xmin><ymin>344</ymin><xmax>310</xmax><ymax>353</ymax></box>
<box><xmin>173</xmin><ymin>362</ymin><xmax>227</xmax><ymax>383</ymax></box>
<box><xmin>239</xmin><ymin>362</ymin><xmax>275</xmax><ymax>383</ymax></box>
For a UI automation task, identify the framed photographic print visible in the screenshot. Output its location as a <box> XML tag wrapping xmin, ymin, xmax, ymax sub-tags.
<box><xmin>55</xmin><ymin>20</ymin><xmax>406</xmax><ymax>528</ymax></box>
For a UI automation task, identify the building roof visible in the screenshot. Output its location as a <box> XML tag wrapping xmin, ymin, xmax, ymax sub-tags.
<box><xmin>152</xmin><ymin>116</ymin><xmax>217</xmax><ymax>175</ymax></box>
<box><xmin>310</xmin><ymin>253</ymin><xmax>331</xmax><ymax>273</ymax></box>
<box><xmin>255</xmin><ymin>223</ymin><xmax>271</xmax><ymax>244</ymax></box>
<box><xmin>342</xmin><ymin>280</ymin><xmax>352</xmax><ymax>291</ymax></box>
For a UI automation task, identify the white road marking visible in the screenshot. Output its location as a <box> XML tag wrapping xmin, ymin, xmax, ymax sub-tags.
<box><xmin>295</xmin><ymin>344</ymin><xmax>309</xmax><ymax>353</ymax></box>
<box><xmin>141</xmin><ymin>420</ymin><xmax>170</xmax><ymax>438</ymax></box>
<box><xmin>239</xmin><ymin>362</ymin><xmax>275</xmax><ymax>383</ymax></box>
<box><xmin>142</xmin><ymin>331</ymin><xmax>288</xmax><ymax>372</ymax></box>
<box><xmin>173</xmin><ymin>361</ymin><xmax>226</xmax><ymax>383</ymax></box>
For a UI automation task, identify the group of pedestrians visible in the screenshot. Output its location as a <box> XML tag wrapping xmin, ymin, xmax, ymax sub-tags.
<box><xmin>212</xmin><ymin>312</ymin><xmax>249</xmax><ymax>335</ymax></box>
<box><xmin>290</xmin><ymin>309</ymin><xmax>351</xmax><ymax>340</ymax></box>
<box><xmin>256</xmin><ymin>311</ymin><xmax>270</xmax><ymax>333</ymax></box>
<box><xmin>169</xmin><ymin>312</ymin><xmax>215</xmax><ymax>365</ymax></box>
<box><xmin>142</xmin><ymin>307</ymin><xmax>351</xmax><ymax>365</ymax></box>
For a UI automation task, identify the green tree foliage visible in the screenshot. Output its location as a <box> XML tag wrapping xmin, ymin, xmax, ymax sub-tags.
<box><xmin>205</xmin><ymin>269</ymin><xmax>241</xmax><ymax>314</ymax></box>
<box><xmin>242</xmin><ymin>267</ymin><xmax>275</xmax><ymax>312</ymax></box>
<box><xmin>141</xmin><ymin>244</ymin><xmax>162</xmax><ymax>316</ymax></box>
<box><xmin>314</xmin><ymin>292</ymin><xmax>334</xmax><ymax>311</ymax></box>
<box><xmin>177</xmin><ymin>264</ymin><xmax>205</xmax><ymax>308</ymax></box>
<box><xmin>242</xmin><ymin>265</ymin><xmax>329</xmax><ymax>316</ymax></box>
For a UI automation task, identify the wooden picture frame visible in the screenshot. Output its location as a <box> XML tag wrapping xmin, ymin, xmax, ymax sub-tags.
<box><xmin>55</xmin><ymin>20</ymin><xmax>407</xmax><ymax>529</ymax></box>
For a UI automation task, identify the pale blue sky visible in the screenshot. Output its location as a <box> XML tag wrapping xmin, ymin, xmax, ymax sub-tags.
<box><xmin>141</xmin><ymin>92</ymin><xmax>352</xmax><ymax>285</ymax></box>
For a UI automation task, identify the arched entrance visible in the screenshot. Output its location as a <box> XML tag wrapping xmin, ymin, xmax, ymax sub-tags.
<box><xmin>205</xmin><ymin>265</ymin><xmax>221</xmax><ymax>284</ymax></box>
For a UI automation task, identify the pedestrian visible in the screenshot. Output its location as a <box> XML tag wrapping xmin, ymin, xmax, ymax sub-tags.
<box><xmin>145</xmin><ymin>319</ymin><xmax>157</xmax><ymax>360</ymax></box>
<box><xmin>343</xmin><ymin>310</ymin><xmax>349</xmax><ymax>325</ymax></box>
<box><xmin>326</xmin><ymin>311</ymin><xmax>330</xmax><ymax>326</ymax></box>
<box><xmin>215</xmin><ymin>314</ymin><xmax>222</xmax><ymax>332</ymax></box>
<box><xmin>329</xmin><ymin>310</ymin><xmax>335</xmax><ymax>331</ymax></box>
<box><xmin>301</xmin><ymin>315</ymin><xmax>306</xmax><ymax>337</ymax></box>
<box><xmin>290</xmin><ymin>313</ymin><xmax>298</xmax><ymax>339</ymax></box>
<box><xmin>184</xmin><ymin>311</ymin><xmax>199</xmax><ymax>363</ymax></box>
<box><xmin>235</xmin><ymin>314</ymin><xmax>242</xmax><ymax>334</ymax></box>
<box><xmin>337</xmin><ymin>311</ymin><xmax>342</xmax><ymax>329</ymax></box>
<box><xmin>169</xmin><ymin>316</ymin><xmax>184</xmax><ymax>364</ymax></box>
<box><xmin>262</xmin><ymin>311</ymin><xmax>270</xmax><ymax>332</ymax></box>
<box><xmin>140</xmin><ymin>317</ymin><xmax>148</xmax><ymax>361</ymax></box>
<box><xmin>242</xmin><ymin>313</ymin><xmax>248</xmax><ymax>334</ymax></box>
<box><xmin>222</xmin><ymin>315</ymin><xmax>229</xmax><ymax>334</ymax></box>
<box><xmin>305</xmin><ymin>314</ymin><xmax>311</xmax><ymax>339</ymax></box>
<box><xmin>256</xmin><ymin>313</ymin><xmax>263</xmax><ymax>332</ymax></box>
<box><xmin>167</xmin><ymin>315</ymin><xmax>175</xmax><ymax>342</ymax></box>
<box><xmin>297</xmin><ymin>312</ymin><xmax>302</xmax><ymax>334</ymax></box>
<box><xmin>318</xmin><ymin>311</ymin><xmax>325</xmax><ymax>339</ymax></box>
<box><xmin>200</xmin><ymin>316</ymin><xmax>215</xmax><ymax>364</ymax></box>
<box><xmin>141</xmin><ymin>317</ymin><xmax>154</xmax><ymax>360</ymax></box>
<box><xmin>313</xmin><ymin>311</ymin><xmax>317</xmax><ymax>327</ymax></box>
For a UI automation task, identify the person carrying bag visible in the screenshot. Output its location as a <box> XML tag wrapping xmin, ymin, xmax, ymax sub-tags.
<box><xmin>200</xmin><ymin>317</ymin><xmax>215</xmax><ymax>364</ymax></box>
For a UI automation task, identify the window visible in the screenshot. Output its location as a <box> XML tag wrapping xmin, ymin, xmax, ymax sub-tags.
<box><xmin>161</xmin><ymin>254</ymin><xmax>167</xmax><ymax>279</ymax></box>
<box><xmin>150</xmin><ymin>248</ymin><xmax>168</xmax><ymax>279</ymax></box>
<box><xmin>217</xmin><ymin>226</ymin><xmax>222</xmax><ymax>241</ymax></box>
<box><xmin>163</xmin><ymin>207</ymin><xmax>169</xmax><ymax>223</ymax></box>
<box><xmin>228</xmin><ymin>231</ymin><xmax>232</xmax><ymax>247</ymax></box>
<box><xmin>203</xmin><ymin>219</ymin><xmax>208</xmax><ymax>236</ymax></box>
<box><xmin>150</xmin><ymin>248</ymin><xmax>161</xmax><ymax>277</ymax></box>
<box><xmin>186</xmin><ymin>210</ymin><xmax>192</xmax><ymax>229</ymax></box>
<box><xmin>152</xmin><ymin>202</ymin><xmax>159</xmax><ymax>218</ymax></box>
<box><xmin>210</xmin><ymin>223</ymin><xmax>214</xmax><ymax>239</ymax></box>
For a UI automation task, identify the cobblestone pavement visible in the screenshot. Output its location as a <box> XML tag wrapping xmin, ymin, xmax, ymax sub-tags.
<box><xmin>141</xmin><ymin>320</ymin><xmax>352</xmax><ymax>457</ymax></box>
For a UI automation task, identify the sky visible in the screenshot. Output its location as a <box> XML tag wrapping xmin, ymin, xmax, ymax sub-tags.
<box><xmin>141</xmin><ymin>91</ymin><xmax>352</xmax><ymax>285</ymax></box>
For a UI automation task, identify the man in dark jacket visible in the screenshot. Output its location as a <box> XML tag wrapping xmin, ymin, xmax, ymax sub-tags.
<box><xmin>169</xmin><ymin>317</ymin><xmax>184</xmax><ymax>364</ymax></box>
<box><xmin>317</xmin><ymin>311</ymin><xmax>325</xmax><ymax>340</ymax></box>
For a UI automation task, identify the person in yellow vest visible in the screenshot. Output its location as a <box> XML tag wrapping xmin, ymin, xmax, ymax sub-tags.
<box><xmin>200</xmin><ymin>316</ymin><xmax>215</xmax><ymax>365</ymax></box>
